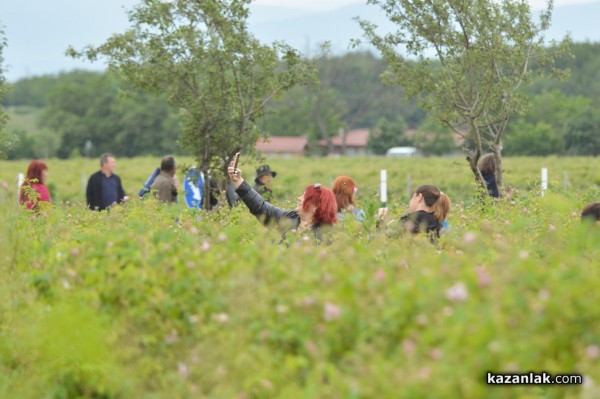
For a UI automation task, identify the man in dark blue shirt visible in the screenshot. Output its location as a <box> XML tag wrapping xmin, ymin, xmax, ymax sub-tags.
<box><xmin>86</xmin><ymin>153</ymin><xmax>128</xmax><ymax>211</ymax></box>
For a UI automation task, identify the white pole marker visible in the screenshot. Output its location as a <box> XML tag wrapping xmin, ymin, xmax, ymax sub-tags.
<box><xmin>380</xmin><ymin>169</ymin><xmax>388</xmax><ymax>205</ymax></box>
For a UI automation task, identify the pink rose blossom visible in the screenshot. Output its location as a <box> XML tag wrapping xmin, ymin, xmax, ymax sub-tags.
<box><xmin>585</xmin><ymin>345</ymin><xmax>599</xmax><ymax>360</ymax></box>
<box><xmin>403</xmin><ymin>339</ymin><xmax>416</xmax><ymax>355</ymax></box>
<box><xmin>445</xmin><ymin>282</ymin><xmax>468</xmax><ymax>302</ymax></box>
<box><xmin>476</xmin><ymin>266</ymin><xmax>491</xmax><ymax>286</ymax></box>
<box><xmin>463</xmin><ymin>232</ymin><xmax>476</xmax><ymax>244</ymax></box>
<box><xmin>178</xmin><ymin>362</ymin><xmax>189</xmax><ymax>379</ymax></box>
<box><xmin>323</xmin><ymin>302</ymin><xmax>341</xmax><ymax>321</ymax></box>
<box><xmin>430</xmin><ymin>348</ymin><xmax>443</xmax><ymax>360</ymax></box>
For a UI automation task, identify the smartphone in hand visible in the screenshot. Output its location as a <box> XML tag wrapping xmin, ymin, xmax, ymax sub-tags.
<box><xmin>233</xmin><ymin>152</ymin><xmax>241</xmax><ymax>171</ymax></box>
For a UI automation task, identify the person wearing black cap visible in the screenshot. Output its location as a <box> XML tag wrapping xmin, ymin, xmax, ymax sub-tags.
<box><xmin>253</xmin><ymin>164</ymin><xmax>277</xmax><ymax>202</ymax></box>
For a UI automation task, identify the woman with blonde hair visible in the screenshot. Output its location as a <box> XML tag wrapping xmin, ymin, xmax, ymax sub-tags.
<box><xmin>332</xmin><ymin>175</ymin><xmax>365</xmax><ymax>222</ymax></box>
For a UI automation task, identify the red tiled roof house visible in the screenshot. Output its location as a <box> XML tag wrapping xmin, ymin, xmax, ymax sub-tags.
<box><xmin>255</xmin><ymin>136</ymin><xmax>309</xmax><ymax>157</ymax></box>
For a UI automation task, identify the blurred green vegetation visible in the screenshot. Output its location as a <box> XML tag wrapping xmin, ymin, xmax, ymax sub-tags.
<box><xmin>0</xmin><ymin>156</ymin><xmax>599</xmax><ymax>398</ymax></box>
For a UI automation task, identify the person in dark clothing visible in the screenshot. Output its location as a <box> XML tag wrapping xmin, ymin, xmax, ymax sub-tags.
<box><xmin>378</xmin><ymin>185</ymin><xmax>451</xmax><ymax>242</ymax></box>
<box><xmin>478</xmin><ymin>153</ymin><xmax>500</xmax><ymax>198</ymax></box>
<box><xmin>228</xmin><ymin>161</ymin><xmax>337</xmax><ymax>244</ymax></box>
<box><xmin>86</xmin><ymin>153</ymin><xmax>128</xmax><ymax>211</ymax></box>
<box><xmin>581</xmin><ymin>202</ymin><xmax>600</xmax><ymax>224</ymax></box>
<box><xmin>253</xmin><ymin>164</ymin><xmax>277</xmax><ymax>202</ymax></box>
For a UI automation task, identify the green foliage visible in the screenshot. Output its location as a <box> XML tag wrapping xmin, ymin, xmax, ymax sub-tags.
<box><xmin>40</xmin><ymin>71</ymin><xmax>181</xmax><ymax>159</ymax></box>
<box><xmin>564</xmin><ymin>106</ymin><xmax>600</xmax><ymax>156</ymax></box>
<box><xmin>1</xmin><ymin>75</ymin><xmax>59</xmax><ymax>107</ymax></box>
<box><xmin>412</xmin><ymin>116</ymin><xmax>458</xmax><ymax>156</ymax></box>
<box><xmin>0</xmin><ymin>170</ymin><xmax>599</xmax><ymax>397</ymax></box>
<box><xmin>504</xmin><ymin>120</ymin><xmax>563</xmax><ymax>156</ymax></box>
<box><xmin>528</xmin><ymin>42</ymin><xmax>600</xmax><ymax>100</ymax></box>
<box><xmin>367</xmin><ymin>115</ymin><xmax>409</xmax><ymax>155</ymax></box>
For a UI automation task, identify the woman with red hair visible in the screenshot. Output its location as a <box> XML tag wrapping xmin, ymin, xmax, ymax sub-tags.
<box><xmin>332</xmin><ymin>175</ymin><xmax>365</xmax><ymax>222</ymax></box>
<box><xmin>19</xmin><ymin>160</ymin><xmax>52</xmax><ymax>210</ymax></box>
<box><xmin>228</xmin><ymin>162</ymin><xmax>337</xmax><ymax>243</ymax></box>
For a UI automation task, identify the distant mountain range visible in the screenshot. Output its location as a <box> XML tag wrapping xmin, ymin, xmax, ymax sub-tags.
<box><xmin>1</xmin><ymin>0</ymin><xmax>598</xmax><ymax>82</ymax></box>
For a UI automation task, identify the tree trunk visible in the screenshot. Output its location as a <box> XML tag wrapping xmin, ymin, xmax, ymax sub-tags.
<box><xmin>202</xmin><ymin>128</ymin><xmax>212</xmax><ymax>210</ymax></box>
<box><xmin>202</xmin><ymin>161</ymin><xmax>211</xmax><ymax>211</ymax></box>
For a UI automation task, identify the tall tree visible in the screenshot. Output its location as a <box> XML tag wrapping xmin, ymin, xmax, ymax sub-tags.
<box><xmin>0</xmin><ymin>26</ymin><xmax>11</xmax><ymax>158</ymax></box>
<box><xmin>68</xmin><ymin>0</ymin><xmax>315</xmax><ymax>208</ymax></box>
<box><xmin>357</xmin><ymin>0</ymin><xmax>570</xmax><ymax>192</ymax></box>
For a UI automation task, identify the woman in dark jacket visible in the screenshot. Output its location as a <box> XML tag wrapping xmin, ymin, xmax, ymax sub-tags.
<box><xmin>378</xmin><ymin>184</ymin><xmax>451</xmax><ymax>242</ymax></box>
<box><xmin>228</xmin><ymin>162</ymin><xmax>337</xmax><ymax>243</ymax></box>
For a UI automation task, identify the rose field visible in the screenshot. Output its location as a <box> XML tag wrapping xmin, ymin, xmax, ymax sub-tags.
<box><xmin>0</xmin><ymin>156</ymin><xmax>599</xmax><ymax>399</ymax></box>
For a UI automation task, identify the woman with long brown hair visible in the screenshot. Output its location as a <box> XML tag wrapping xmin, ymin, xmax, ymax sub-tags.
<box><xmin>332</xmin><ymin>175</ymin><xmax>365</xmax><ymax>222</ymax></box>
<box><xmin>378</xmin><ymin>184</ymin><xmax>451</xmax><ymax>241</ymax></box>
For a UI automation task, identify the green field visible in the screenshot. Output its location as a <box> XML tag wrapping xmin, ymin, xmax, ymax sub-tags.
<box><xmin>1</xmin><ymin>157</ymin><xmax>599</xmax><ymax>398</ymax></box>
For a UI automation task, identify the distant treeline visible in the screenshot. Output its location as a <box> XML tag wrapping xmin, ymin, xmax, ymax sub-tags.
<box><xmin>2</xmin><ymin>43</ymin><xmax>600</xmax><ymax>159</ymax></box>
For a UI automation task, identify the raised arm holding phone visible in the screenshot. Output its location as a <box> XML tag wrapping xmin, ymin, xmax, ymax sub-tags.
<box><xmin>227</xmin><ymin>156</ymin><xmax>337</xmax><ymax>244</ymax></box>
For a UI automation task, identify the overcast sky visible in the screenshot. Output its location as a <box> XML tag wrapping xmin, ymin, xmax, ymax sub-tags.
<box><xmin>253</xmin><ymin>0</ymin><xmax>597</xmax><ymax>10</ymax></box>
<box><xmin>1</xmin><ymin>0</ymin><xmax>597</xmax><ymax>82</ymax></box>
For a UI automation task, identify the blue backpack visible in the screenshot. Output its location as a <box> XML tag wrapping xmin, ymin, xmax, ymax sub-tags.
<box><xmin>139</xmin><ymin>167</ymin><xmax>160</xmax><ymax>198</ymax></box>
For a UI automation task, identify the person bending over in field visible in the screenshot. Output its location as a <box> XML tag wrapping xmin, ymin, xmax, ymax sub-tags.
<box><xmin>332</xmin><ymin>175</ymin><xmax>365</xmax><ymax>222</ymax></box>
<box><xmin>581</xmin><ymin>202</ymin><xmax>600</xmax><ymax>225</ymax></box>
<box><xmin>377</xmin><ymin>184</ymin><xmax>451</xmax><ymax>242</ymax></box>
<box><xmin>19</xmin><ymin>160</ymin><xmax>52</xmax><ymax>211</ymax></box>
<box><xmin>228</xmin><ymin>161</ymin><xmax>337</xmax><ymax>244</ymax></box>
<box><xmin>478</xmin><ymin>153</ymin><xmax>500</xmax><ymax>199</ymax></box>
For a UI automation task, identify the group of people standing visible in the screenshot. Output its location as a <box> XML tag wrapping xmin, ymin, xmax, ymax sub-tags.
<box><xmin>17</xmin><ymin>154</ymin><xmax>600</xmax><ymax>240</ymax></box>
